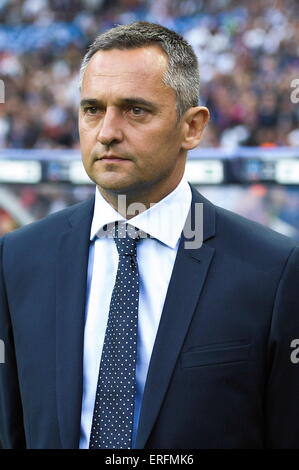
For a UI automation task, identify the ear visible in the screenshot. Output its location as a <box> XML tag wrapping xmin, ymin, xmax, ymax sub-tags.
<box><xmin>181</xmin><ymin>106</ymin><xmax>210</xmax><ymax>150</ymax></box>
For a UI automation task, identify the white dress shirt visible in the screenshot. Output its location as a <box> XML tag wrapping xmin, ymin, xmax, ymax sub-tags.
<box><xmin>79</xmin><ymin>176</ymin><xmax>192</xmax><ymax>448</ymax></box>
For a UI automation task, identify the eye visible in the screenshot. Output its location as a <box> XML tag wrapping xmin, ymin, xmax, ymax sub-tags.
<box><xmin>130</xmin><ymin>106</ymin><xmax>146</xmax><ymax>116</ymax></box>
<box><xmin>84</xmin><ymin>106</ymin><xmax>99</xmax><ymax>115</ymax></box>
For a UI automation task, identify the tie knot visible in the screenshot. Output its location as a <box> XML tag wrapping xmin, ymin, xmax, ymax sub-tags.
<box><xmin>114</xmin><ymin>223</ymin><xmax>140</xmax><ymax>256</ymax></box>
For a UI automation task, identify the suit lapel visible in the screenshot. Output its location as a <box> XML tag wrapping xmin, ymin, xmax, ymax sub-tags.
<box><xmin>55</xmin><ymin>197</ymin><xmax>95</xmax><ymax>449</ymax></box>
<box><xmin>136</xmin><ymin>187</ymin><xmax>216</xmax><ymax>448</ymax></box>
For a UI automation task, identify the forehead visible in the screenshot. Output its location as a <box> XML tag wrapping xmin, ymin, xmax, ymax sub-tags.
<box><xmin>81</xmin><ymin>46</ymin><xmax>172</xmax><ymax>99</ymax></box>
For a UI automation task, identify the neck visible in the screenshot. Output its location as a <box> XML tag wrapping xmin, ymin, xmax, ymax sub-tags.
<box><xmin>98</xmin><ymin>175</ymin><xmax>184</xmax><ymax>219</ymax></box>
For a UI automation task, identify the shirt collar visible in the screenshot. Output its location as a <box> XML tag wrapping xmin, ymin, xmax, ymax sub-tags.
<box><xmin>90</xmin><ymin>177</ymin><xmax>192</xmax><ymax>249</ymax></box>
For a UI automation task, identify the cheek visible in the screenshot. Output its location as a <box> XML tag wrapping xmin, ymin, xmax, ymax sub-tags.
<box><xmin>133</xmin><ymin>126</ymin><xmax>179</xmax><ymax>162</ymax></box>
<box><xmin>146</xmin><ymin>126</ymin><xmax>181</xmax><ymax>155</ymax></box>
<box><xmin>79</xmin><ymin>126</ymin><xmax>94</xmax><ymax>152</ymax></box>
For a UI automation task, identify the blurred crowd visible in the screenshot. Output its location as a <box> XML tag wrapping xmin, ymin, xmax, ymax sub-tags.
<box><xmin>0</xmin><ymin>0</ymin><xmax>298</xmax><ymax>149</ymax></box>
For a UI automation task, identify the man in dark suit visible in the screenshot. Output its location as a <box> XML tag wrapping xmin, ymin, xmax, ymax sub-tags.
<box><xmin>1</xmin><ymin>22</ymin><xmax>299</xmax><ymax>449</ymax></box>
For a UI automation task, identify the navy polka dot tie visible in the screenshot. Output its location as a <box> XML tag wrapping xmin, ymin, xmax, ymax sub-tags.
<box><xmin>89</xmin><ymin>222</ymin><xmax>140</xmax><ymax>449</ymax></box>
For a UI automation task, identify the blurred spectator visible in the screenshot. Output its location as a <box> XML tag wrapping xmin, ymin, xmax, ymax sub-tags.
<box><xmin>0</xmin><ymin>208</ymin><xmax>19</xmax><ymax>235</ymax></box>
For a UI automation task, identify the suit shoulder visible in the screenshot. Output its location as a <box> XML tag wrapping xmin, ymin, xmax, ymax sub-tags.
<box><xmin>213</xmin><ymin>203</ymin><xmax>298</xmax><ymax>263</ymax></box>
<box><xmin>190</xmin><ymin>185</ymin><xmax>298</xmax><ymax>255</ymax></box>
<box><xmin>1</xmin><ymin>197</ymin><xmax>94</xmax><ymax>247</ymax></box>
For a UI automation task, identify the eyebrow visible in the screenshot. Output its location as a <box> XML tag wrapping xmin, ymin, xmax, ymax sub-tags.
<box><xmin>80</xmin><ymin>97</ymin><xmax>159</xmax><ymax>112</ymax></box>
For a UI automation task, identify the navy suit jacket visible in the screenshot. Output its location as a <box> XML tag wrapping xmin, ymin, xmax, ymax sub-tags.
<box><xmin>1</xmin><ymin>186</ymin><xmax>299</xmax><ymax>449</ymax></box>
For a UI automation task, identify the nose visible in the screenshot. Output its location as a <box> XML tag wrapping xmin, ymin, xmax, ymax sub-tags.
<box><xmin>97</xmin><ymin>107</ymin><xmax>123</xmax><ymax>146</ymax></box>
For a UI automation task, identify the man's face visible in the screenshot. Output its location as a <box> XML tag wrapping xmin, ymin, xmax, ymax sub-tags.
<box><xmin>79</xmin><ymin>46</ymin><xmax>188</xmax><ymax>203</ymax></box>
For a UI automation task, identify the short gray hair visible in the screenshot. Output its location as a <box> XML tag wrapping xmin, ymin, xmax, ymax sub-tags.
<box><xmin>79</xmin><ymin>21</ymin><xmax>200</xmax><ymax>119</ymax></box>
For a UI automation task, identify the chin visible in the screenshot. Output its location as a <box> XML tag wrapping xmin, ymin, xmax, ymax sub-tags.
<box><xmin>96</xmin><ymin>176</ymin><xmax>137</xmax><ymax>194</ymax></box>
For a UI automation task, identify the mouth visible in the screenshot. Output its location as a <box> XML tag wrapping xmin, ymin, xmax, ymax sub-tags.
<box><xmin>97</xmin><ymin>155</ymin><xmax>131</xmax><ymax>163</ymax></box>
